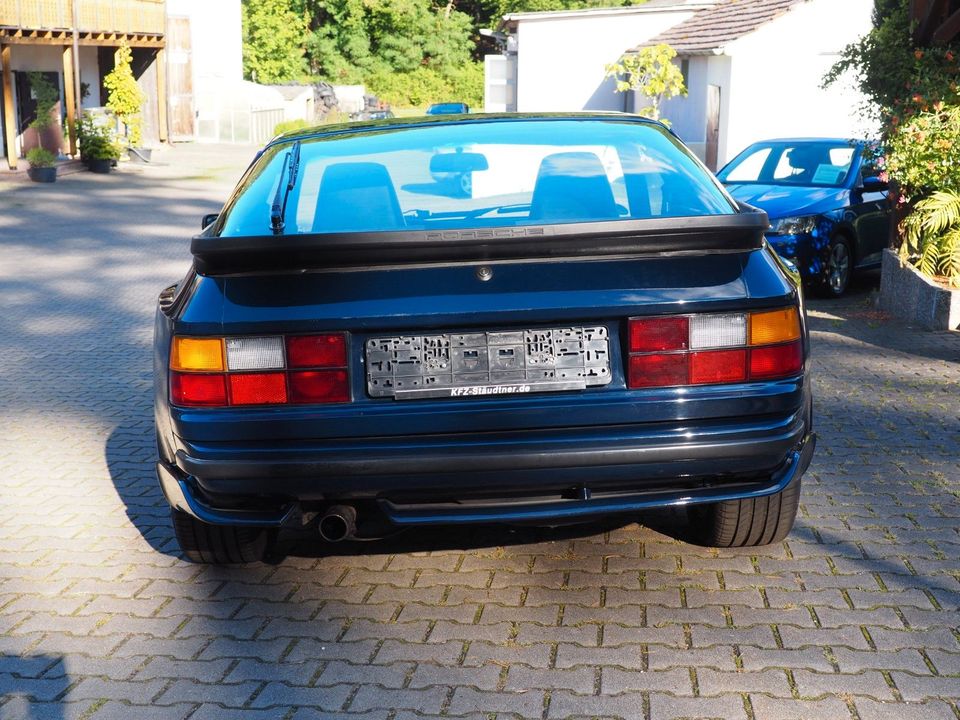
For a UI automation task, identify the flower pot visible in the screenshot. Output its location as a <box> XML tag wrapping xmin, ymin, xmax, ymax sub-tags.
<box><xmin>127</xmin><ymin>147</ymin><xmax>152</xmax><ymax>163</ymax></box>
<box><xmin>879</xmin><ymin>249</ymin><xmax>960</xmax><ymax>330</ymax></box>
<box><xmin>87</xmin><ymin>158</ymin><xmax>113</xmax><ymax>174</ymax></box>
<box><xmin>27</xmin><ymin>166</ymin><xmax>57</xmax><ymax>183</ymax></box>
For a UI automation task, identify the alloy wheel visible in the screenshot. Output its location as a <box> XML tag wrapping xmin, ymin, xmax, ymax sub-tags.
<box><xmin>827</xmin><ymin>240</ymin><xmax>851</xmax><ymax>295</ymax></box>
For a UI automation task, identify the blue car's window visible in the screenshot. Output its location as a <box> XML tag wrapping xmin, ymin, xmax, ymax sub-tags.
<box><xmin>718</xmin><ymin>141</ymin><xmax>857</xmax><ymax>188</ymax></box>
<box><xmin>220</xmin><ymin>119</ymin><xmax>735</xmax><ymax>237</ymax></box>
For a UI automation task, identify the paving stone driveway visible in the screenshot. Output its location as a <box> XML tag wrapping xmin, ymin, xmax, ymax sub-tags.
<box><xmin>1</xmin><ymin>146</ymin><xmax>959</xmax><ymax>720</ymax></box>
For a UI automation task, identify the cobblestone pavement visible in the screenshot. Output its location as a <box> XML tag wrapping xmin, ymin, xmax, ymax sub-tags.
<box><xmin>1</xmin><ymin>146</ymin><xmax>959</xmax><ymax>720</ymax></box>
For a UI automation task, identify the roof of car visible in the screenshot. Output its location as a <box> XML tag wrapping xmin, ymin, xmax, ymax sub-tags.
<box><xmin>743</xmin><ymin>138</ymin><xmax>868</xmax><ymax>145</ymax></box>
<box><xmin>269</xmin><ymin>112</ymin><xmax>664</xmax><ymax>146</ymax></box>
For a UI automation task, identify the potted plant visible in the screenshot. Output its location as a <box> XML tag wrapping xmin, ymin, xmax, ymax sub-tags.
<box><xmin>25</xmin><ymin>147</ymin><xmax>57</xmax><ymax>183</ymax></box>
<box><xmin>78</xmin><ymin>113</ymin><xmax>121</xmax><ymax>173</ymax></box>
<box><xmin>104</xmin><ymin>43</ymin><xmax>149</xmax><ymax>162</ymax></box>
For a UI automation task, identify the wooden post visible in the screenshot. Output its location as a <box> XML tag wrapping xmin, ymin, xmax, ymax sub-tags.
<box><xmin>62</xmin><ymin>44</ymin><xmax>77</xmax><ymax>156</ymax></box>
<box><xmin>1</xmin><ymin>44</ymin><xmax>17</xmax><ymax>170</ymax></box>
<box><xmin>156</xmin><ymin>47</ymin><xmax>168</xmax><ymax>143</ymax></box>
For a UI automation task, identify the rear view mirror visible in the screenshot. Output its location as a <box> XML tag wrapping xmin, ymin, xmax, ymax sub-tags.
<box><xmin>862</xmin><ymin>176</ymin><xmax>888</xmax><ymax>193</ymax></box>
<box><xmin>202</xmin><ymin>213</ymin><xmax>220</xmax><ymax>230</ymax></box>
<box><xmin>430</xmin><ymin>152</ymin><xmax>489</xmax><ymax>174</ymax></box>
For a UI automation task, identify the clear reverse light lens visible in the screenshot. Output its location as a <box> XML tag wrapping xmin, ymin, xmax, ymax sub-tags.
<box><xmin>689</xmin><ymin>314</ymin><xmax>747</xmax><ymax>349</ymax></box>
<box><xmin>225</xmin><ymin>336</ymin><xmax>285</xmax><ymax>371</ymax></box>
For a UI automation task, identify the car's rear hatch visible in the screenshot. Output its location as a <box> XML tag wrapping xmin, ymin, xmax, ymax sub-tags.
<box><xmin>172</xmin><ymin>212</ymin><xmax>805</xmax><ymax>446</ymax></box>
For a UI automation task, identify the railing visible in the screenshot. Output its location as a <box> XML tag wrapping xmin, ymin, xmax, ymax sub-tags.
<box><xmin>0</xmin><ymin>0</ymin><xmax>165</xmax><ymax>35</ymax></box>
<box><xmin>197</xmin><ymin>107</ymin><xmax>285</xmax><ymax>145</ymax></box>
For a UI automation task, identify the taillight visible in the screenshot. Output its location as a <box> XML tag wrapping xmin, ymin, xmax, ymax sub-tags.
<box><xmin>627</xmin><ymin>308</ymin><xmax>802</xmax><ymax>389</ymax></box>
<box><xmin>170</xmin><ymin>334</ymin><xmax>350</xmax><ymax>407</ymax></box>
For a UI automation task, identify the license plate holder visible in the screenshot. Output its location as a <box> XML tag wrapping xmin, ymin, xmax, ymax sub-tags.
<box><xmin>366</xmin><ymin>326</ymin><xmax>612</xmax><ymax>400</ymax></box>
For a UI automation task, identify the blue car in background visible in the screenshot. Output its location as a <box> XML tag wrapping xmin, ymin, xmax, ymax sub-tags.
<box><xmin>718</xmin><ymin>139</ymin><xmax>891</xmax><ymax>296</ymax></box>
<box><xmin>426</xmin><ymin>102</ymin><xmax>470</xmax><ymax>115</ymax></box>
<box><xmin>155</xmin><ymin>114</ymin><xmax>815</xmax><ymax>563</ymax></box>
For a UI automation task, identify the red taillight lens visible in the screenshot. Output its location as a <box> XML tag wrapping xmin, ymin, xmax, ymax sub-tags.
<box><xmin>170</xmin><ymin>333</ymin><xmax>350</xmax><ymax>407</ymax></box>
<box><xmin>690</xmin><ymin>349</ymin><xmax>747</xmax><ymax>385</ymax></box>
<box><xmin>626</xmin><ymin>310</ymin><xmax>803</xmax><ymax>390</ymax></box>
<box><xmin>289</xmin><ymin>369</ymin><xmax>350</xmax><ymax>403</ymax></box>
<box><xmin>628</xmin><ymin>353</ymin><xmax>688</xmax><ymax>388</ymax></box>
<box><xmin>749</xmin><ymin>341</ymin><xmax>803</xmax><ymax>379</ymax></box>
<box><xmin>170</xmin><ymin>372</ymin><xmax>228</xmax><ymax>406</ymax></box>
<box><xmin>629</xmin><ymin>317</ymin><xmax>689</xmax><ymax>352</ymax></box>
<box><xmin>287</xmin><ymin>334</ymin><xmax>347</xmax><ymax>368</ymax></box>
<box><xmin>229</xmin><ymin>372</ymin><xmax>288</xmax><ymax>405</ymax></box>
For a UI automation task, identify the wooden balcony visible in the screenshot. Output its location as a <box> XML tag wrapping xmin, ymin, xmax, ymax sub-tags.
<box><xmin>0</xmin><ymin>0</ymin><xmax>165</xmax><ymax>46</ymax></box>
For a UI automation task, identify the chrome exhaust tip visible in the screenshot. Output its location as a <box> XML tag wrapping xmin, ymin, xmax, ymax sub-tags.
<box><xmin>318</xmin><ymin>504</ymin><xmax>357</xmax><ymax>542</ymax></box>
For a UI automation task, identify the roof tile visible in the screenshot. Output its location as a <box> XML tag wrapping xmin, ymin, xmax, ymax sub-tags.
<box><xmin>634</xmin><ymin>0</ymin><xmax>807</xmax><ymax>54</ymax></box>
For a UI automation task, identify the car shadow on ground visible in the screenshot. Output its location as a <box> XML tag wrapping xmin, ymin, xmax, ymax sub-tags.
<box><xmin>807</xmin><ymin>270</ymin><xmax>959</xmax><ymax>363</ymax></box>
<box><xmin>105</xmin><ymin>419</ymin><xmax>702</xmax><ymax>561</ymax></box>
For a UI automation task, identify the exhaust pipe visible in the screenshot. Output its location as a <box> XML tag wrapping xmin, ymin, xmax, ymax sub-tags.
<box><xmin>318</xmin><ymin>504</ymin><xmax>357</xmax><ymax>542</ymax></box>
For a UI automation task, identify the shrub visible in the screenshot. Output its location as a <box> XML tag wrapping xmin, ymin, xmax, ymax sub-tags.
<box><xmin>885</xmin><ymin>103</ymin><xmax>960</xmax><ymax>201</ymax></box>
<box><xmin>365</xmin><ymin>63</ymin><xmax>483</xmax><ymax>109</ymax></box>
<box><xmin>901</xmin><ymin>190</ymin><xmax>960</xmax><ymax>286</ymax></box>
<box><xmin>78</xmin><ymin>113</ymin><xmax>122</xmax><ymax>161</ymax></box>
<box><xmin>26</xmin><ymin>147</ymin><xmax>56</xmax><ymax>168</ymax></box>
<box><xmin>273</xmin><ymin>118</ymin><xmax>310</xmax><ymax>136</ymax></box>
<box><xmin>104</xmin><ymin>43</ymin><xmax>145</xmax><ymax>146</ymax></box>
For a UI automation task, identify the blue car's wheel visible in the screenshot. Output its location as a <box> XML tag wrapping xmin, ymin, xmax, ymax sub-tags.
<box><xmin>822</xmin><ymin>236</ymin><xmax>852</xmax><ymax>297</ymax></box>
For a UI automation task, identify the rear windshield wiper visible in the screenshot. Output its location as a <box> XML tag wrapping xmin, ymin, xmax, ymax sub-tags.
<box><xmin>270</xmin><ymin>140</ymin><xmax>301</xmax><ymax>235</ymax></box>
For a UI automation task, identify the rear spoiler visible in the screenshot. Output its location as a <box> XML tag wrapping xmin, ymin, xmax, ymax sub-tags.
<box><xmin>191</xmin><ymin>205</ymin><xmax>768</xmax><ymax>276</ymax></box>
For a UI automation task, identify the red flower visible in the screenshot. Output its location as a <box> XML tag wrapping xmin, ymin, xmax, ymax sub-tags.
<box><xmin>947</xmin><ymin>51</ymin><xmax>955</xmax><ymax>62</ymax></box>
<box><xmin>915</xmin><ymin>50</ymin><xmax>924</xmax><ymax>60</ymax></box>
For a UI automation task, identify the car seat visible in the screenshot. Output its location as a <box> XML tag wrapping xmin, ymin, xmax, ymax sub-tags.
<box><xmin>314</xmin><ymin>162</ymin><xmax>404</xmax><ymax>233</ymax></box>
<box><xmin>529</xmin><ymin>152</ymin><xmax>619</xmax><ymax>222</ymax></box>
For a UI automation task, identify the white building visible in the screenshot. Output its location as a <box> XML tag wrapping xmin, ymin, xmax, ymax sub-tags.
<box><xmin>486</xmin><ymin>0</ymin><xmax>876</xmax><ymax>169</ymax></box>
<box><xmin>489</xmin><ymin>0</ymin><xmax>715</xmax><ymax>114</ymax></box>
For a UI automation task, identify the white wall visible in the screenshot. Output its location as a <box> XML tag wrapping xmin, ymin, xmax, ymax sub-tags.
<box><xmin>722</xmin><ymin>0</ymin><xmax>876</xmax><ymax>164</ymax></box>
<box><xmin>166</xmin><ymin>0</ymin><xmax>243</xmax><ymax>136</ymax></box>
<box><xmin>513</xmin><ymin>7</ymin><xmax>699</xmax><ymax>112</ymax></box>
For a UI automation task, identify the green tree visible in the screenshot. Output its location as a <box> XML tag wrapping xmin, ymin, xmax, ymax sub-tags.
<box><xmin>242</xmin><ymin>0</ymin><xmax>308</xmax><ymax>83</ymax></box>
<box><xmin>103</xmin><ymin>43</ymin><xmax>145</xmax><ymax>146</ymax></box>
<box><xmin>27</xmin><ymin>72</ymin><xmax>60</xmax><ymax>132</ymax></box>
<box><xmin>605</xmin><ymin>43</ymin><xmax>686</xmax><ymax>123</ymax></box>
<box><xmin>824</xmin><ymin>0</ymin><xmax>959</xmax><ymax>125</ymax></box>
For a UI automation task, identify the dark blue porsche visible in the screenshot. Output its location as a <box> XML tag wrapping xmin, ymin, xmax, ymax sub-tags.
<box><xmin>154</xmin><ymin>114</ymin><xmax>815</xmax><ymax>563</ymax></box>
<box><xmin>718</xmin><ymin>139</ymin><xmax>891</xmax><ymax>296</ymax></box>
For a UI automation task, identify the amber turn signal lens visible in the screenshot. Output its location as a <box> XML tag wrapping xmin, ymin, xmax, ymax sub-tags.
<box><xmin>171</xmin><ymin>337</ymin><xmax>225</xmax><ymax>372</ymax></box>
<box><xmin>749</xmin><ymin>308</ymin><xmax>801</xmax><ymax>346</ymax></box>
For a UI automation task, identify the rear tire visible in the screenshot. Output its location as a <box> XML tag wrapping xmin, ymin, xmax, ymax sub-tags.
<box><xmin>171</xmin><ymin>509</ymin><xmax>269</xmax><ymax>564</ymax></box>
<box><xmin>690</xmin><ymin>474</ymin><xmax>801</xmax><ymax>548</ymax></box>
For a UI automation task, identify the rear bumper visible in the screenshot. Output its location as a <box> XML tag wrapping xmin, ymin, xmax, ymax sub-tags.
<box><xmin>158</xmin><ymin>408</ymin><xmax>814</xmax><ymax>527</ymax></box>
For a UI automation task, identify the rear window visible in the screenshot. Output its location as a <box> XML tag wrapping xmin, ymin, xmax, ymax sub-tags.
<box><xmin>219</xmin><ymin>119</ymin><xmax>735</xmax><ymax>237</ymax></box>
